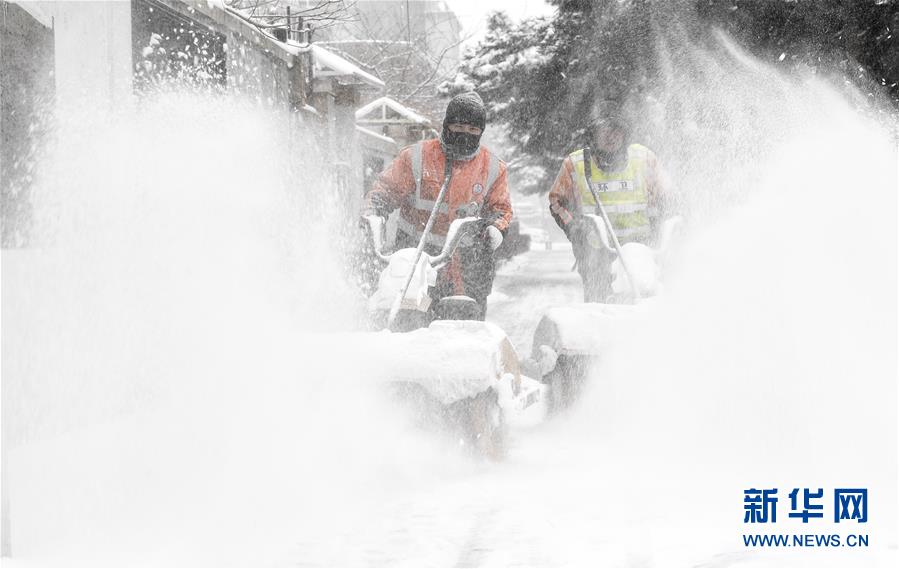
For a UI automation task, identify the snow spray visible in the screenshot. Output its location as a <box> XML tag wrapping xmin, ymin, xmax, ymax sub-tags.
<box><xmin>537</xmin><ymin>18</ymin><xmax>898</xmax><ymax>566</ymax></box>
<box><xmin>1</xmin><ymin>92</ymin><xmax>469</xmax><ymax>565</ymax></box>
<box><xmin>416</xmin><ymin>20</ymin><xmax>898</xmax><ymax>567</ymax></box>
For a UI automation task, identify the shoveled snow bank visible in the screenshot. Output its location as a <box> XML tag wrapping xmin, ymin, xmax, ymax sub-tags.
<box><xmin>347</xmin><ymin>321</ymin><xmax>520</xmax><ymax>404</ymax></box>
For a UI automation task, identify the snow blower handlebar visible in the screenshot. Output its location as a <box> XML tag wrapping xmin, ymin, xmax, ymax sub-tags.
<box><xmin>363</xmin><ymin>214</ymin><xmax>482</xmax><ymax>268</ymax></box>
<box><xmin>426</xmin><ymin>217</ymin><xmax>481</xmax><ymax>269</ymax></box>
<box><xmin>362</xmin><ymin>214</ymin><xmax>392</xmax><ymax>263</ymax></box>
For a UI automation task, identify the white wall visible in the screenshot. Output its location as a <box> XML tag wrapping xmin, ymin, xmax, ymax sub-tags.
<box><xmin>48</xmin><ymin>0</ymin><xmax>133</xmax><ymax>113</ymax></box>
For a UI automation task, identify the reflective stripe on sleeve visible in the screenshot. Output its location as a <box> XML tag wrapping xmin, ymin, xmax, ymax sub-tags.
<box><xmin>410</xmin><ymin>142</ymin><xmax>450</xmax><ymax>214</ymax></box>
<box><xmin>478</xmin><ymin>153</ymin><xmax>503</xmax><ymax>218</ymax></box>
<box><xmin>486</xmin><ymin>154</ymin><xmax>501</xmax><ymax>194</ymax></box>
<box><xmin>410</xmin><ymin>142</ymin><xmax>423</xmax><ymax>203</ymax></box>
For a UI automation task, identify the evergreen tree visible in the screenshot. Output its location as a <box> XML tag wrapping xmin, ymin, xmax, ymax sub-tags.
<box><xmin>443</xmin><ymin>0</ymin><xmax>656</xmax><ymax>192</ymax></box>
<box><xmin>698</xmin><ymin>0</ymin><xmax>899</xmax><ymax>103</ymax></box>
<box><xmin>445</xmin><ymin>0</ymin><xmax>897</xmax><ymax>194</ymax></box>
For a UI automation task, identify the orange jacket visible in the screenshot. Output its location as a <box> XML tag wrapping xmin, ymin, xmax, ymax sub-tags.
<box><xmin>364</xmin><ymin>139</ymin><xmax>513</xmax><ymax>240</ymax></box>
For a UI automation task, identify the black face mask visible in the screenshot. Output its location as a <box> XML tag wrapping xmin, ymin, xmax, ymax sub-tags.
<box><xmin>594</xmin><ymin>147</ymin><xmax>626</xmax><ymax>171</ymax></box>
<box><xmin>442</xmin><ymin>128</ymin><xmax>481</xmax><ymax>159</ymax></box>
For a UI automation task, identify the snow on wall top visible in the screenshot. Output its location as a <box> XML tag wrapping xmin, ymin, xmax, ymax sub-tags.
<box><xmin>355</xmin><ymin>97</ymin><xmax>431</xmax><ymax>126</ymax></box>
<box><xmin>310</xmin><ymin>44</ymin><xmax>384</xmax><ymax>88</ymax></box>
<box><xmin>347</xmin><ymin>321</ymin><xmax>519</xmax><ymax>405</ymax></box>
<box><xmin>10</xmin><ymin>1</ymin><xmax>54</xmax><ymax>28</ymax></box>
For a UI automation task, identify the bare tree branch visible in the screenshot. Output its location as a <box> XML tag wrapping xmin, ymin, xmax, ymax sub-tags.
<box><xmin>224</xmin><ymin>0</ymin><xmax>357</xmax><ymax>30</ymax></box>
<box><xmin>399</xmin><ymin>33</ymin><xmax>470</xmax><ymax>103</ymax></box>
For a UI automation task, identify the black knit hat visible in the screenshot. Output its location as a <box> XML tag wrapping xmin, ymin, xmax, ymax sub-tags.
<box><xmin>589</xmin><ymin>100</ymin><xmax>630</xmax><ymax>137</ymax></box>
<box><xmin>443</xmin><ymin>92</ymin><xmax>486</xmax><ymax>131</ymax></box>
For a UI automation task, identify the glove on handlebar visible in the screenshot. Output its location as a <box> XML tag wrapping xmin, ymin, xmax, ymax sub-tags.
<box><xmin>485</xmin><ymin>225</ymin><xmax>503</xmax><ymax>251</ymax></box>
<box><xmin>469</xmin><ymin>217</ymin><xmax>504</xmax><ymax>251</ymax></box>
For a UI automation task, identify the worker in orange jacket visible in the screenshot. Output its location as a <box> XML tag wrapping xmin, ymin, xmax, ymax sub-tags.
<box><xmin>363</xmin><ymin>92</ymin><xmax>513</xmax><ymax>320</ymax></box>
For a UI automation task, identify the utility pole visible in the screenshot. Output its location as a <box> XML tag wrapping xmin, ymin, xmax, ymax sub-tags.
<box><xmin>2</xmin><ymin>11</ymin><xmax>12</xmax><ymax>557</ymax></box>
<box><xmin>406</xmin><ymin>0</ymin><xmax>411</xmax><ymax>45</ymax></box>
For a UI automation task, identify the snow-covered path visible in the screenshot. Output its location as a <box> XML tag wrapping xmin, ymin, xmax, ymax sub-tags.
<box><xmin>276</xmin><ymin>192</ymin><xmax>898</xmax><ymax>568</ymax></box>
<box><xmin>488</xmin><ymin>248</ymin><xmax>580</xmax><ymax>356</ymax></box>
<box><xmin>3</xmin><ymin>127</ymin><xmax>895</xmax><ymax>566</ymax></box>
<box><xmin>486</xmin><ymin>192</ymin><xmax>581</xmax><ymax>355</ymax></box>
<box><xmin>9</xmin><ymin>185</ymin><xmax>894</xmax><ymax>567</ymax></box>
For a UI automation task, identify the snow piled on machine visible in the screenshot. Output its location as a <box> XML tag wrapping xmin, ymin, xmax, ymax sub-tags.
<box><xmin>367</xmin><ymin>248</ymin><xmax>438</xmax><ymax>312</ymax></box>
<box><xmin>353</xmin><ymin>321</ymin><xmax>520</xmax><ymax>405</ymax></box>
<box><xmin>532</xmin><ymin>302</ymin><xmax>654</xmax><ymax>357</ymax></box>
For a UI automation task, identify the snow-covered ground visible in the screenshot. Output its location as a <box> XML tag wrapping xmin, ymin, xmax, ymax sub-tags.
<box><xmin>5</xmin><ymin>169</ymin><xmax>895</xmax><ymax>566</ymax></box>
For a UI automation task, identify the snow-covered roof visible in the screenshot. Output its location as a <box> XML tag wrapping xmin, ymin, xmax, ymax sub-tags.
<box><xmin>10</xmin><ymin>1</ymin><xmax>54</xmax><ymax>27</ymax></box>
<box><xmin>356</xmin><ymin>97</ymin><xmax>431</xmax><ymax>125</ymax></box>
<box><xmin>216</xmin><ymin>3</ymin><xmax>382</xmax><ymax>90</ymax></box>
<box><xmin>310</xmin><ymin>44</ymin><xmax>384</xmax><ymax>88</ymax></box>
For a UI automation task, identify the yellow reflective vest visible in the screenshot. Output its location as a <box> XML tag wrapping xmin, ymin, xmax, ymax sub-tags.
<box><xmin>568</xmin><ymin>144</ymin><xmax>652</xmax><ymax>240</ymax></box>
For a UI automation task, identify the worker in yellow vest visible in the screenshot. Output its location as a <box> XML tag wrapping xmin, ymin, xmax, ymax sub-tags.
<box><xmin>548</xmin><ymin>107</ymin><xmax>673</xmax><ymax>301</ymax></box>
